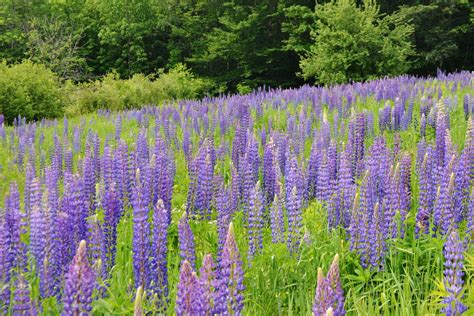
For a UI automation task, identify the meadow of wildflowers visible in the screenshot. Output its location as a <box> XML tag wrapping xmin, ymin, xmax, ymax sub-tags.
<box><xmin>0</xmin><ymin>71</ymin><xmax>473</xmax><ymax>315</ymax></box>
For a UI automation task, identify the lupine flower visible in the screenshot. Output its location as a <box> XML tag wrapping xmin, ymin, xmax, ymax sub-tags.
<box><xmin>132</xmin><ymin>168</ymin><xmax>152</xmax><ymax>289</ymax></box>
<box><xmin>436</xmin><ymin>105</ymin><xmax>448</xmax><ymax>166</ymax></box>
<box><xmin>13</xmin><ymin>274</ymin><xmax>36</xmax><ymax>315</ymax></box>
<box><xmin>433</xmin><ymin>172</ymin><xmax>456</xmax><ymax>236</ymax></box>
<box><xmin>416</xmin><ymin>151</ymin><xmax>435</xmax><ymax>236</ymax></box>
<box><xmin>216</xmin><ymin>188</ymin><xmax>231</xmax><ymax>263</ymax></box>
<box><xmin>441</xmin><ymin>230</ymin><xmax>467</xmax><ymax>315</ymax></box>
<box><xmin>62</xmin><ymin>240</ymin><xmax>96</xmax><ymax>316</ymax></box>
<box><xmin>287</xmin><ymin>186</ymin><xmax>303</xmax><ymax>253</ymax></box>
<box><xmin>326</xmin><ymin>254</ymin><xmax>345</xmax><ymax>315</ymax></box>
<box><xmin>175</xmin><ymin>260</ymin><xmax>206</xmax><ymax>316</ymax></box>
<box><xmin>179</xmin><ymin>213</ymin><xmax>196</xmax><ymax>269</ymax></box>
<box><xmin>313</xmin><ymin>268</ymin><xmax>334</xmax><ymax>316</ymax></box>
<box><xmin>263</xmin><ymin>140</ymin><xmax>276</xmax><ymax>207</ymax></box>
<box><xmin>199</xmin><ymin>254</ymin><xmax>216</xmax><ymax>314</ymax></box>
<box><xmin>214</xmin><ymin>223</ymin><xmax>244</xmax><ymax>315</ymax></box>
<box><xmin>150</xmin><ymin>199</ymin><xmax>169</xmax><ymax>306</ymax></box>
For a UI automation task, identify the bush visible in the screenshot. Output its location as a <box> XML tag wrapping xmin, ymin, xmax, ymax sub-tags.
<box><xmin>0</xmin><ymin>60</ymin><xmax>64</xmax><ymax>123</ymax></box>
<box><xmin>65</xmin><ymin>64</ymin><xmax>213</xmax><ymax>115</ymax></box>
<box><xmin>299</xmin><ymin>0</ymin><xmax>414</xmax><ymax>85</ymax></box>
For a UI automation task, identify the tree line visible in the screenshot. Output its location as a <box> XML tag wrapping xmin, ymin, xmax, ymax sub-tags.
<box><xmin>1</xmin><ymin>0</ymin><xmax>473</xmax><ymax>93</ymax></box>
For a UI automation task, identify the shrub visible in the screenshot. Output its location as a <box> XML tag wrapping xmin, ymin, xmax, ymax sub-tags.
<box><xmin>0</xmin><ymin>60</ymin><xmax>64</xmax><ymax>123</ymax></box>
<box><xmin>299</xmin><ymin>0</ymin><xmax>414</xmax><ymax>85</ymax></box>
<box><xmin>65</xmin><ymin>64</ymin><xmax>213</xmax><ymax>115</ymax></box>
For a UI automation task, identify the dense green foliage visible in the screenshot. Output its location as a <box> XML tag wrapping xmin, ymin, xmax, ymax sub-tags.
<box><xmin>1</xmin><ymin>0</ymin><xmax>472</xmax><ymax>92</ymax></box>
<box><xmin>65</xmin><ymin>64</ymin><xmax>213</xmax><ymax>115</ymax></box>
<box><xmin>0</xmin><ymin>60</ymin><xmax>211</xmax><ymax>120</ymax></box>
<box><xmin>0</xmin><ymin>61</ymin><xmax>63</xmax><ymax>123</ymax></box>
<box><xmin>298</xmin><ymin>0</ymin><xmax>413</xmax><ymax>84</ymax></box>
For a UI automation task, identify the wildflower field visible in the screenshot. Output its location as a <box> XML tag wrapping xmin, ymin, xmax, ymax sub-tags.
<box><xmin>0</xmin><ymin>71</ymin><xmax>473</xmax><ymax>315</ymax></box>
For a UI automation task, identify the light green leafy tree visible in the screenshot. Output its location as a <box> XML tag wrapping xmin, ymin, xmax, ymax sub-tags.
<box><xmin>299</xmin><ymin>0</ymin><xmax>414</xmax><ymax>85</ymax></box>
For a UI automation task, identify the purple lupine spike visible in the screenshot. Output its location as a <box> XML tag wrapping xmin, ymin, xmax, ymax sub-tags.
<box><xmin>385</xmin><ymin>162</ymin><xmax>410</xmax><ymax>239</ymax></box>
<box><xmin>263</xmin><ymin>140</ymin><xmax>276</xmax><ymax>207</ymax></box>
<box><xmin>196</xmin><ymin>153</ymin><xmax>213</xmax><ymax>220</ymax></box>
<box><xmin>115</xmin><ymin>114</ymin><xmax>122</xmax><ymax>141</ymax></box>
<box><xmin>248</xmin><ymin>181</ymin><xmax>264</xmax><ymax>260</ymax></box>
<box><xmin>307</xmin><ymin>139</ymin><xmax>322</xmax><ymax>200</ymax></box>
<box><xmin>214</xmin><ymin>223</ymin><xmax>244</xmax><ymax>315</ymax></box>
<box><xmin>30</xmin><ymin>179</ymin><xmax>46</xmax><ymax>289</ymax></box>
<box><xmin>65</xmin><ymin>149</ymin><xmax>73</xmax><ymax>174</ymax></box>
<box><xmin>239</xmin><ymin>155</ymin><xmax>254</xmax><ymax>222</ymax></box>
<box><xmin>313</xmin><ymin>268</ymin><xmax>334</xmax><ymax>316</ymax></box>
<box><xmin>186</xmin><ymin>158</ymin><xmax>199</xmax><ymax>217</ymax></box>
<box><xmin>199</xmin><ymin>254</ymin><xmax>216</xmax><ymax>314</ymax></box>
<box><xmin>152</xmin><ymin>137</ymin><xmax>174</xmax><ymax>214</ymax></box>
<box><xmin>420</xmin><ymin>113</ymin><xmax>427</xmax><ymax>137</ymax></box>
<box><xmin>326</xmin><ymin>254</ymin><xmax>345</xmax><ymax>315</ymax></box>
<box><xmin>441</xmin><ymin>230</ymin><xmax>467</xmax><ymax>315</ymax></box>
<box><xmin>103</xmin><ymin>184</ymin><xmax>120</xmax><ymax>272</ymax></box>
<box><xmin>183</xmin><ymin>128</ymin><xmax>191</xmax><ymax>162</ymax></box>
<box><xmin>287</xmin><ymin>186</ymin><xmax>303</xmax><ymax>253</ymax></box>
<box><xmin>13</xmin><ymin>274</ymin><xmax>36</xmax><ymax>315</ymax></box>
<box><xmin>327</xmin><ymin>193</ymin><xmax>342</xmax><ymax>230</ymax></box>
<box><xmin>114</xmin><ymin>140</ymin><xmax>130</xmax><ymax>209</ymax></box>
<box><xmin>270</xmin><ymin>193</ymin><xmax>285</xmax><ymax>243</ymax></box>
<box><xmin>453</xmin><ymin>151</ymin><xmax>469</xmax><ymax>223</ymax></box>
<box><xmin>433</xmin><ymin>168</ymin><xmax>456</xmax><ymax>236</ymax></box>
<box><xmin>132</xmin><ymin>168</ymin><xmax>152</xmax><ymax>289</ymax></box>
<box><xmin>135</xmin><ymin>130</ymin><xmax>149</xmax><ymax>171</ymax></box>
<box><xmin>416</xmin><ymin>152</ymin><xmax>435</xmax><ymax>236</ymax></box>
<box><xmin>82</xmin><ymin>152</ymin><xmax>96</xmax><ymax>212</ymax></box>
<box><xmin>102</xmin><ymin>144</ymin><xmax>114</xmax><ymax>191</ymax></box>
<box><xmin>178</xmin><ymin>213</ymin><xmax>196</xmax><ymax>269</ymax></box>
<box><xmin>86</xmin><ymin>215</ymin><xmax>106</xmax><ymax>279</ymax></box>
<box><xmin>24</xmin><ymin>163</ymin><xmax>35</xmax><ymax>217</ymax></box>
<box><xmin>467</xmin><ymin>187</ymin><xmax>474</xmax><ymax>238</ymax></box>
<box><xmin>247</xmin><ymin>136</ymin><xmax>260</xmax><ymax>183</ymax></box>
<box><xmin>63</xmin><ymin>174</ymin><xmax>88</xmax><ymax>245</ymax></box>
<box><xmin>62</xmin><ymin>240</ymin><xmax>97</xmax><ymax>316</ymax></box>
<box><xmin>316</xmin><ymin>151</ymin><xmax>331</xmax><ymax>204</ymax></box>
<box><xmin>217</xmin><ymin>188</ymin><xmax>231</xmax><ymax>263</ymax></box>
<box><xmin>0</xmin><ymin>216</ymin><xmax>11</xmax><ymax>310</ymax></box>
<box><xmin>436</xmin><ymin>105</ymin><xmax>448</xmax><ymax>167</ymax></box>
<box><xmin>150</xmin><ymin>199</ymin><xmax>169</xmax><ymax>307</ymax></box>
<box><xmin>5</xmin><ymin>182</ymin><xmax>27</xmax><ymax>272</ymax></box>
<box><xmin>49</xmin><ymin>211</ymin><xmax>74</xmax><ymax>297</ymax></box>
<box><xmin>175</xmin><ymin>260</ymin><xmax>206</xmax><ymax>316</ymax></box>
<box><xmin>337</xmin><ymin>148</ymin><xmax>355</xmax><ymax>228</ymax></box>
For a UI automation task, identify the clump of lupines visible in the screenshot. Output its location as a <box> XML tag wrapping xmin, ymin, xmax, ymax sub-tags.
<box><xmin>62</xmin><ymin>240</ymin><xmax>96</xmax><ymax>315</ymax></box>
<box><xmin>175</xmin><ymin>260</ymin><xmax>206</xmax><ymax>316</ymax></box>
<box><xmin>441</xmin><ymin>230</ymin><xmax>467</xmax><ymax>315</ymax></box>
<box><xmin>313</xmin><ymin>254</ymin><xmax>345</xmax><ymax>316</ymax></box>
